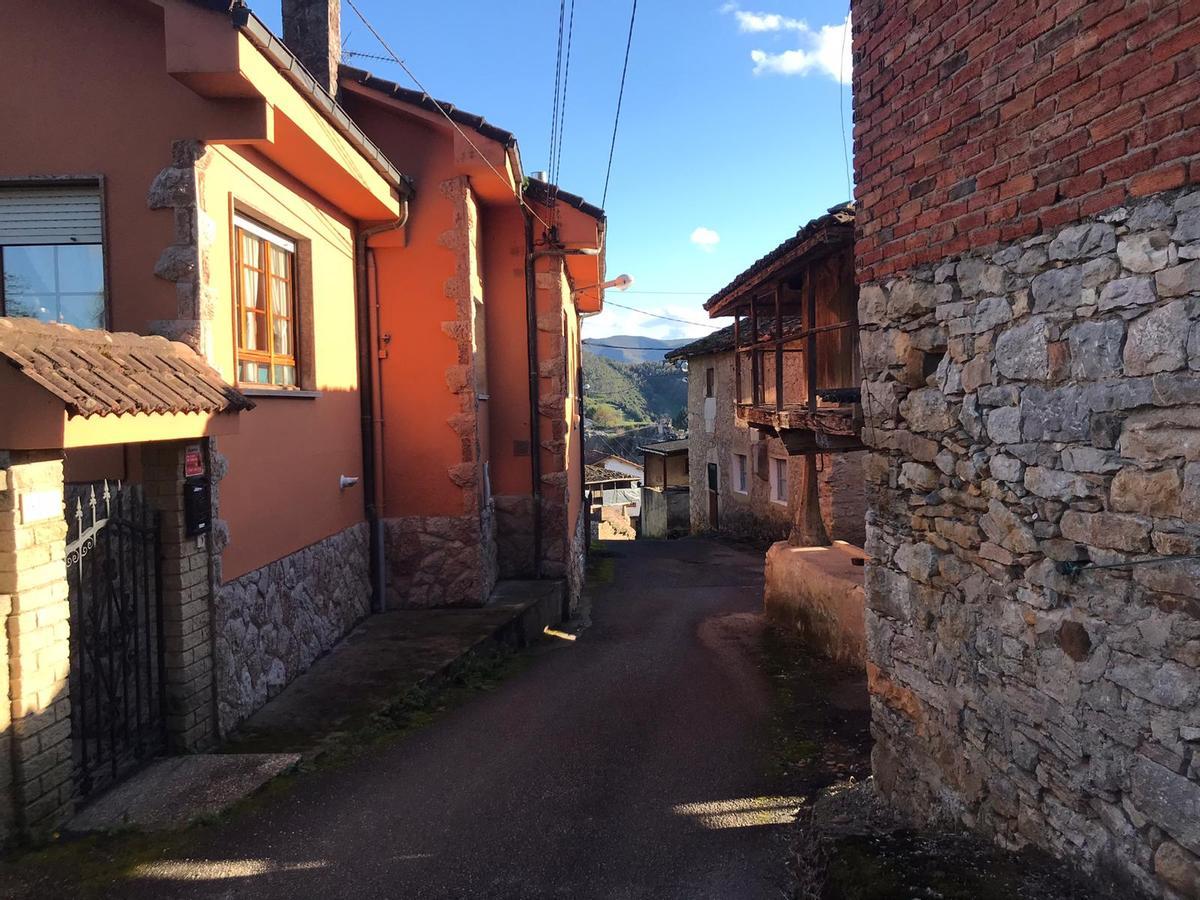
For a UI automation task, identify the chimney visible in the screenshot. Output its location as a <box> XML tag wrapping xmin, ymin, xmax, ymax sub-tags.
<box><xmin>281</xmin><ymin>0</ymin><xmax>341</xmax><ymax>97</ymax></box>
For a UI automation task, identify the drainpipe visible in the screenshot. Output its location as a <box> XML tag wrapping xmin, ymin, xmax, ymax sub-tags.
<box><xmin>356</xmin><ymin>199</ymin><xmax>409</xmax><ymax>613</ymax></box>
<box><xmin>524</xmin><ymin>210</ymin><xmax>544</xmax><ymax>578</ymax></box>
<box><xmin>526</xmin><ymin>239</ymin><xmax>601</xmax><ymax>584</ymax></box>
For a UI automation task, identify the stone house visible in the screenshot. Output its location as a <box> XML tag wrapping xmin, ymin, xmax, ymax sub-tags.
<box><xmin>0</xmin><ymin>0</ymin><xmax>607</xmax><ymax>840</ymax></box>
<box><xmin>667</xmin><ymin>211</ymin><xmax>873</xmax><ymax>549</ymax></box>
<box><xmin>852</xmin><ymin>0</ymin><xmax>1200</xmax><ymax>895</ymax></box>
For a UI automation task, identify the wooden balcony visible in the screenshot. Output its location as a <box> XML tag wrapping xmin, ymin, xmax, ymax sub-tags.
<box><xmin>737</xmin><ymin>402</ymin><xmax>864</xmax><ymax>454</ymax></box>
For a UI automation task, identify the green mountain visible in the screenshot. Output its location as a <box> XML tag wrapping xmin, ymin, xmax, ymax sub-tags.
<box><xmin>581</xmin><ymin>335</ymin><xmax>691</xmax><ymax>364</ymax></box>
<box><xmin>583</xmin><ymin>350</ymin><xmax>687</xmax><ymax>427</ymax></box>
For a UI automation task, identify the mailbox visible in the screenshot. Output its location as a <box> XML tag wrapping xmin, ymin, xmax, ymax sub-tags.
<box><xmin>184</xmin><ymin>477</ymin><xmax>211</xmax><ymax>537</ymax></box>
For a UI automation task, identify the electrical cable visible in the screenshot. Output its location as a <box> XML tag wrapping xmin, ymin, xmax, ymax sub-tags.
<box><xmin>553</xmin><ymin>0</ymin><xmax>576</xmax><ymax>188</ymax></box>
<box><xmin>839</xmin><ymin>6</ymin><xmax>852</xmax><ymax>200</ymax></box>
<box><xmin>601</xmin><ymin>0</ymin><xmax>638</xmax><ymax>208</ymax></box>
<box><xmin>602</xmin><ymin>299</ymin><xmax>715</xmax><ymax>329</ymax></box>
<box><xmin>343</xmin><ymin>0</ymin><xmax>553</xmax><ymax>232</ymax></box>
<box><xmin>548</xmin><ymin>0</ymin><xmax>566</xmax><ymax>188</ymax></box>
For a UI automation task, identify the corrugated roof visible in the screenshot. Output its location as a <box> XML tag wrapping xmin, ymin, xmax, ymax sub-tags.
<box><xmin>703</xmin><ymin>203</ymin><xmax>855</xmax><ymax>315</ymax></box>
<box><xmin>585</xmin><ymin>464</ymin><xmax>636</xmax><ymax>484</ymax></box>
<box><xmin>524</xmin><ymin>178</ymin><xmax>605</xmax><ymax>222</ymax></box>
<box><xmin>640</xmin><ymin>439</ymin><xmax>689</xmax><ymax>455</ymax></box>
<box><xmin>664</xmin><ymin>314</ymin><xmax>805</xmax><ymax>361</ymax></box>
<box><xmin>340</xmin><ymin>65</ymin><xmax>519</xmax><ymax>148</ymax></box>
<box><xmin>0</xmin><ymin>318</ymin><xmax>253</xmax><ymax>418</ymax></box>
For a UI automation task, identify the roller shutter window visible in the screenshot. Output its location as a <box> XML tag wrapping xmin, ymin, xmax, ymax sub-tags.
<box><xmin>0</xmin><ymin>185</ymin><xmax>106</xmax><ymax>329</ymax></box>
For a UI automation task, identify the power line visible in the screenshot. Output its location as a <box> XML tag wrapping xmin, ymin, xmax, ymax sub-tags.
<box><xmin>548</xmin><ymin>0</ymin><xmax>566</xmax><ymax>186</ymax></box>
<box><xmin>623</xmin><ymin>290</ymin><xmax>715</xmax><ymax>296</ymax></box>
<box><xmin>602</xmin><ymin>299</ymin><xmax>715</xmax><ymax>329</ymax></box>
<box><xmin>343</xmin><ymin>0</ymin><xmax>553</xmax><ymax>232</ymax></box>
<box><xmin>601</xmin><ymin>0</ymin><xmax>638</xmax><ymax>208</ymax></box>
<box><xmin>582</xmin><ymin>341</ymin><xmax>689</xmax><ymax>351</ymax></box>
<box><xmin>839</xmin><ymin>7</ymin><xmax>852</xmax><ymax>200</ymax></box>
<box><xmin>553</xmin><ymin>0</ymin><xmax>577</xmax><ymax>187</ymax></box>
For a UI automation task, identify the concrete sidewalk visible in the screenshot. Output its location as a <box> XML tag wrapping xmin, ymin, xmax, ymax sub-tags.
<box><xmin>62</xmin><ymin>580</ymin><xmax>565</xmax><ymax>834</ymax></box>
<box><xmin>223</xmin><ymin>579</ymin><xmax>564</xmax><ymax>759</ymax></box>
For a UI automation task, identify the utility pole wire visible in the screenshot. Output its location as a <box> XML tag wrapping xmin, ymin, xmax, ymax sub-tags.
<box><xmin>548</xmin><ymin>0</ymin><xmax>566</xmax><ymax>186</ymax></box>
<box><xmin>601</xmin><ymin>0</ymin><xmax>638</xmax><ymax>209</ymax></box>
<box><xmin>602</xmin><ymin>299</ymin><xmax>716</xmax><ymax>329</ymax></box>
<box><xmin>553</xmin><ymin>0</ymin><xmax>577</xmax><ymax>188</ymax></box>
<box><xmin>343</xmin><ymin>0</ymin><xmax>553</xmax><ymax>232</ymax></box>
<box><xmin>839</xmin><ymin>6</ymin><xmax>853</xmax><ymax>201</ymax></box>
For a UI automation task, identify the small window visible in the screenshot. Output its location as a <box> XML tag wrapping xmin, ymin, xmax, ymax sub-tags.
<box><xmin>235</xmin><ymin>215</ymin><xmax>298</xmax><ymax>387</ymax></box>
<box><xmin>770</xmin><ymin>457</ymin><xmax>788</xmax><ymax>504</ymax></box>
<box><xmin>733</xmin><ymin>453</ymin><xmax>748</xmax><ymax>493</ymax></box>
<box><xmin>0</xmin><ymin>185</ymin><xmax>106</xmax><ymax>329</ymax></box>
<box><xmin>705</xmin><ymin>367</ymin><xmax>715</xmax><ymax>398</ymax></box>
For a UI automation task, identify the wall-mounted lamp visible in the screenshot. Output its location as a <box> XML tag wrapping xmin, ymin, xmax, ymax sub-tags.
<box><xmin>339</xmin><ymin>475</ymin><xmax>360</xmax><ymax>491</ymax></box>
<box><xmin>573</xmin><ymin>273</ymin><xmax>634</xmax><ymax>296</ymax></box>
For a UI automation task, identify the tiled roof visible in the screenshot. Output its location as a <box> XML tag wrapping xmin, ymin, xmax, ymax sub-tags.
<box><xmin>524</xmin><ymin>179</ymin><xmax>605</xmax><ymax>222</ymax></box>
<box><xmin>640</xmin><ymin>438</ymin><xmax>689</xmax><ymax>454</ymax></box>
<box><xmin>340</xmin><ymin>65</ymin><xmax>519</xmax><ymax>148</ymax></box>
<box><xmin>585</xmin><ymin>464</ymin><xmax>636</xmax><ymax>484</ymax></box>
<box><xmin>664</xmin><ymin>314</ymin><xmax>805</xmax><ymax>361</ymax></box>
<box><xmin>703</xmin><ymin>203</ymin><xmax>855</xmax><ymax>314</ymax></box>
<box><xmin>0</xmin><ymin>318</ymin><xmax>254</xmax><ymax>418</ymax></box>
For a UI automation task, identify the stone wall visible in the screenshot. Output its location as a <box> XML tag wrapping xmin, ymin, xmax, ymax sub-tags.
<box><xmin>494</xmin><ymin>494</ymin><xmax>535</xmax><ymax>578</ymax></box>
<box><xmin>383</xmin><ymin>514</ymin><xmax>494</xmax><ymax>609</ymax></box>
<box><xmin>215</xmin><ymin>522</ymin><xmax>370</xmax><ymax>733</ymax></box>
<box><xmin>860</xmin><ymin>188</ymin><xmax>1200</xmax><ymax>896</ymax></box>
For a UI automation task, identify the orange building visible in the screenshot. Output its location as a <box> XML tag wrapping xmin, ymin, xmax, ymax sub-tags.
<box><xmin>0</xmin><ymin>0</ymin><xmax>604</xmax><ymax>838</ymax></box>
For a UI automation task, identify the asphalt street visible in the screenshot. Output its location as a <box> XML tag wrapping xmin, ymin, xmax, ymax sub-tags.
<box><xmin>113</xmin><ymin>537</ymin><xmax>793</xmax><ymax>899</ymax></box>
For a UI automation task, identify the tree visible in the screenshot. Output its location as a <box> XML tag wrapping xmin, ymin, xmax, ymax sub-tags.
<box><xmin>672</xmin><ymin>407</ymin><xmax>688</xmax><ymax>431</ymax></box>
<box><xmin>592</xmin><ymin>403</ymin><xmax>622</xmax><ymax>428</ymax></box>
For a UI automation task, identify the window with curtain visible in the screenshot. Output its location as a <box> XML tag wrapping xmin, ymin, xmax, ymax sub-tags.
<box><xmin>234</xmin><ymin>215</ymin><xmax>297</xmax><ymax>387</ymax></box>
<box><xmin>0</xmin><ymin>185</ymin><xmax>106</xmax><ymax>329</ymax></box>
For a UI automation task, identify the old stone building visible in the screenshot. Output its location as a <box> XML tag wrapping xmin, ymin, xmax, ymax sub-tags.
<box><xmin>667</xmin><ymin>323</ymin><xmax>865</xmax><ymax>547</ymax></box>
<box><xmin>853</xmin><ymin>0</ymin><xmax>1200</xmax><ymax>895</ymax></box>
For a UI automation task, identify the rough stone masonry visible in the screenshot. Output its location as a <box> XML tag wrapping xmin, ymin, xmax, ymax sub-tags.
<box><xmin>861</xmin><ymin>192</ymin><xmax>1200</xmax><ymax>897</ymax></box>
<box><xmin>851</xmin><ymin>0</ymin><xmax>1200</xmax><ymax>894</ymax></box>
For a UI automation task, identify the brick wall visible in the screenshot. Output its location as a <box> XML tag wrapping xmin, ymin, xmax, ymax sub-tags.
<box><xmin>0</xmin><ymin>451</ymin><xmax>73</xmax><ymax>837</ymax></box>
<box><xmin>852</xmin><ymin>0</ymin><xmax>1200</xmax><ymax>282</ymax></box>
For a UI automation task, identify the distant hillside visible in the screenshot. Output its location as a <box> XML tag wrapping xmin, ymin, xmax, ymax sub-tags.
<box><xmin>583</xmin><ymin>350</ymin><xmax>687</xmax><ymax>427</ymax></box>
<box><xmin>582</xmin><ymin>334</ymin><xmax>691</xmax><ymax>364</ymax></box>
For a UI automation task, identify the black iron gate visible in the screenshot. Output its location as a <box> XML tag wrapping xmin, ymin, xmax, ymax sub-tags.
<box><xmin>65</xmin><ymin>481</ymin><xmax>167</xmax><ymax>798</ymax></box>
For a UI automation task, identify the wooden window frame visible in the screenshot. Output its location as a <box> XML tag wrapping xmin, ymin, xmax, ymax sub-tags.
<box><xmin>705</xmin><ymin>366</ymin><xmax>715</xmax><ymax>398</ymax></box>
<box><xmin>234</xmin><ymin>216</ymin><xmax>299</xmax><ymax>389</ymax></box>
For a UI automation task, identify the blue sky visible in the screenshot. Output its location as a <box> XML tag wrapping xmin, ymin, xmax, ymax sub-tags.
<box><xmin>259</xmin><ymin>1</ymin><xmax>854</xmax><ymax>340</ymax></box>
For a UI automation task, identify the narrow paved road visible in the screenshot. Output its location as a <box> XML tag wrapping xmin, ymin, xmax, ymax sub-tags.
<box><xmin>119</xmin><ymin>538</ymin><xmax>793</xmax><ymax>899</ymax></box>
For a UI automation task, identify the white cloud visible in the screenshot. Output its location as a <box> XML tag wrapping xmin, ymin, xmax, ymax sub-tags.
<box><xmin>690</xmin><ymin>226</ymin><xmax>721</xmax><ymax>252</ymax></box>
<box><xmin>722</xmin><ymin>6</ymin><xmax>852</xmax><ymax>84</ymax></box>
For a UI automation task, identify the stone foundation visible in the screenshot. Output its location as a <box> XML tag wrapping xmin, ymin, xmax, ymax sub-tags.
<box><xmin>215</xmin><ymin>522</ymin><xmax>370</xmax><ymax>734</ymax></box>
<box><xmin>861</xmin><ymin>187</ymin><xmax>1200</xmax><ymax>895</ymax></box>
<box><xmin>565</xmin><ymin>502</ymin><xmax>586</xmax><ymax>617</ymax></box>
<box><xmin>383</xmin><ymin>513</ymin><xmax>496</xmax><ymax>609</ymax></box>
<box><xmin>494</xmin><ymin>494</ymin><xmax>534</xmax><ymax>579</ymax></box>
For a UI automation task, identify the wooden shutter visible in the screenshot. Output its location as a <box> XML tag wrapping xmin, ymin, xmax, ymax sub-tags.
<box><xmin>0</xmin><ymin>186</ymin><xmax>103</xmax><ymax>246</ymax></box>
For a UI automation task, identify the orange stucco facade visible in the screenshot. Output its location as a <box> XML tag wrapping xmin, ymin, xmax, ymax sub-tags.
<box><xmin>0</xmin><ymin>0</ymin><xmax>605</xmax><ymax>759</ymax></box>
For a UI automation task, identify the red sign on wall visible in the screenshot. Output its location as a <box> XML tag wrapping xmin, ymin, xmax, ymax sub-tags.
<box><xmin>184</xmin><ymin>445</ymin><xmax>205</xmax><ymax>479</ymax></box>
